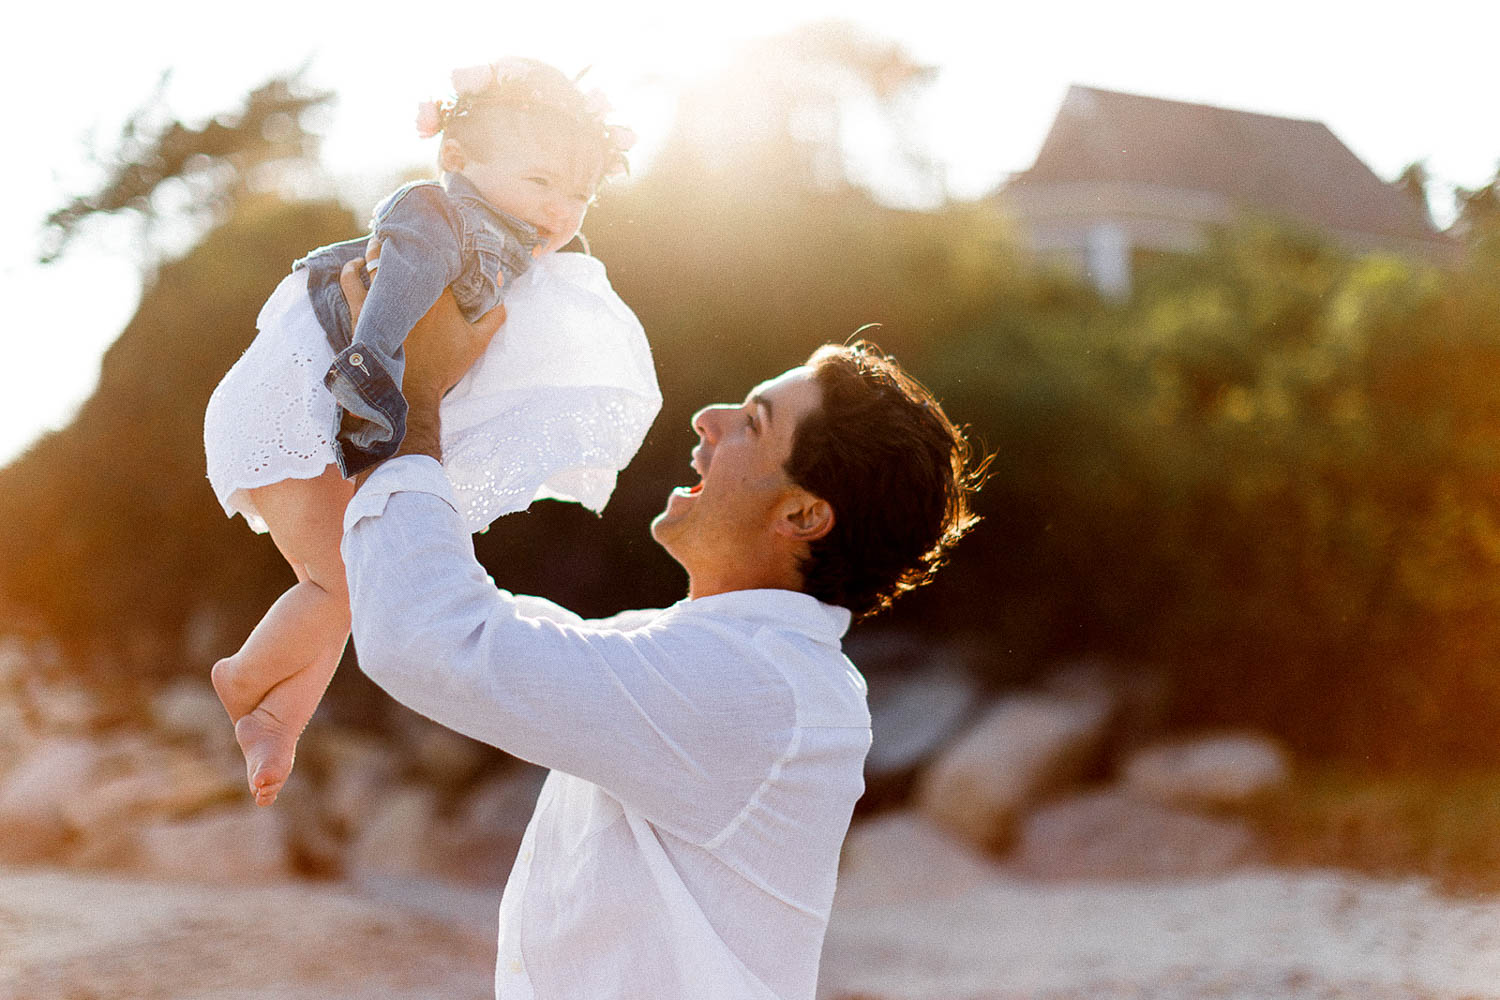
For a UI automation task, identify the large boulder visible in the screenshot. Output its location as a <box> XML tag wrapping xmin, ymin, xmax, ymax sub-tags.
<box><xmin>913</xmin><ymin>693</ymin><xmax>1113</xmax><ymax>852</ymax></box>
<box><xmin>863</xmin><ymin>662</ymin><xmax>984</xmax><ymax>810</ymax></box>
<box><xmin>453</xmin><ymin>766</ymin><xmax>546</xmax><ymax>845</ymax></box>
<box><xmin>1010</xmin><ymin>789</ymin><xmax>1264</xmax><ymax>879</ymax></box>
<box><xmin>437</xmin><ymin>765</ymin><xmax>548</xmax><ymax>886</ymax></box>
<box><xmin>63</xmin><ymin>752</ymin><xmax>241</xmax><ymax>831</ymax></box>
<box><xmin>150</xmin><ymin>678</ymin><xmax>234</xmax><ymax>749</ymax></box>
<box><xmin>308</xmin><ymin>729</ymin><xmax>400</xmax><ymax>836</ymax></box>
<box><xmin>1043</xmin><ymin>657</ymin><xmax>1170</xmax><ymax>760</ymax></box>
<box><xmin>400</xmin><ymin>715</ymin><xmax>492</xmax><ymax>791</ymax></box>
<box><xmin>135</xmin><ymin>805</ymin><xmax>292</xmax><ymax>883</ymax></box>
<box><xmin>835</xmin><ymin>810</ymin><xmax>999</xmax><ymax>909</ymax></box>
<box><xmin>1122</xmin><ymin>731</ymin><xmax>1291</xmax><ymax>809</ymax></box>
<box><xmin>0</xmin><ymin>695</ymin><xmax>37</xmax><ymax>777</ymax></box>
<box><xmin>0</xmin><ymin>738</ymin><xmax>110</xmax><ymax>862</ymax></box>
<box><xmin>347</xmin><ymin>785</ymin><xmax>443</xmax><ymax>881</ymax></box>
<box><xmin>24</xmin><ymin>681</ymin><xmax>106</xmax><ymax>735</ymax></box>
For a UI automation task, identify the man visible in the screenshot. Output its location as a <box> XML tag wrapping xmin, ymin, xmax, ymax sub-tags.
<box><xmin>338</xmin><ymin>268</ymin><xmax>981</xmax><ymax>998</ymax></box>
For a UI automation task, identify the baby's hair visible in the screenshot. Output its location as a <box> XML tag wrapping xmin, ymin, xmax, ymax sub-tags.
<box><xmin>417</xmin><ymin>59</ymin><xmax>635</xmax><ymax>184</ymax></box>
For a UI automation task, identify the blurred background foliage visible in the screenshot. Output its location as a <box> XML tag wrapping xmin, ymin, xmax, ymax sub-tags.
<box><xmin>6</xmin><ymin>23</ymin><xmax>1500</xmax><ymax>771</ymax></box>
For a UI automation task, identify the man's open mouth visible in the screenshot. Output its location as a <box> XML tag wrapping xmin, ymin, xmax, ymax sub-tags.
<box><xmin>674</xmin><ymin>458</ymin><xmax>706</xmax><ymax>497</ymax></box>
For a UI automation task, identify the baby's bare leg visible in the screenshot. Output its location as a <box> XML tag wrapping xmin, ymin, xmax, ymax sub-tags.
<box><xmin>212</xmin><ymin>465</ymin><xmax>355</xmax><ymax>805</ymax></box>
<box><xmin>235</xmin><ymin>639</ymin><xmax>346</xmax><ymax>806</ymax></box>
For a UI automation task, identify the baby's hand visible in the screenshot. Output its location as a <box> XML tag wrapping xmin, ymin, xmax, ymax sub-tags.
<box><xmin>338</xmin><ymin>258</ymin><xmax>506</xmax><ymax>401</ymax></box>
<box><xmin>363</xmin><ymin>236</ymin><xmax>384</xmax><ymax>271</ymax></box>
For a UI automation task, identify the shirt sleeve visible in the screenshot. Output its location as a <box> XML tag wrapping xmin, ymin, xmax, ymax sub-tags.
<box><xmin>341</xmin><ymin>458</ymin><xmax>794</xmax><ymax>845</ymax></box>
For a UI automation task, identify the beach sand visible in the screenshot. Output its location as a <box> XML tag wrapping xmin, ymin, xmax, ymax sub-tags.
<box><xmin>5</xmin><ymin>814</ymin><xmax>1500</xmax><ymax>1000</ymax></box>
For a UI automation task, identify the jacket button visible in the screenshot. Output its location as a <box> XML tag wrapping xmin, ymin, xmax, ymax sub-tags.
<box><xmin>349</xmin><ymin>352</ymin><xmax>364</xmax><ymax>367</ymax></box>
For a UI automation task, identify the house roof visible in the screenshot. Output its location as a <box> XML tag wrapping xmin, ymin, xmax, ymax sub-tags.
<box><xmin>1009</xmin><ymin>85</ymin><xmax>1441</xmax><ymax>244</ymax></box>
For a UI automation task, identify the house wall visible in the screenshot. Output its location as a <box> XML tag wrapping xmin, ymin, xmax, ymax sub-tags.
<box><xmin>996</xmin><ymin>180</ymin><xmax>1455</xmax><ymax>293</ymax></box>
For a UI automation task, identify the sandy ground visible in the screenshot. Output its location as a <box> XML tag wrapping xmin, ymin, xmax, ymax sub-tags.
<box><xmin>819</xmin><ymin>813</ymin><xmax>1500</xmax><ymax>1000</ymax></box>
<box><xmin>6</xmin><ymin>815</ymin><xmax>1500</xmax><ymax>1000</ymax></box>
<box><xmin>0</xmin><ymin>869</ymin><xmax>497</xmax><ymax>1000</ymax></box>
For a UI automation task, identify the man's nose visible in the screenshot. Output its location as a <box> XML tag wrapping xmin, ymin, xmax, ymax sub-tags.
<box><xmin>692</xmin><ymin>405</ymin><xmax>730</xmax><ymax>443</ymax></box>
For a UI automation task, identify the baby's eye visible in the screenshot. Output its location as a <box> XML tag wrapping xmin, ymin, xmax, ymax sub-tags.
<box><xmin>528</xmin><ymin>176</ymin><xmax>550</xmax><ymax>187</ymax></box>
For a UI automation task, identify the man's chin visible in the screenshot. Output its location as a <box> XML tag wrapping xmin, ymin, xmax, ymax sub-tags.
<box><xmin>653</xmin><ymin>495</ymin><xmax>700</xmax><ymax>549</ymax></box>
<box><xmin>648</xmin><ymin>508</ymin><xmax>676</xmax><ymax>547</ymax></box>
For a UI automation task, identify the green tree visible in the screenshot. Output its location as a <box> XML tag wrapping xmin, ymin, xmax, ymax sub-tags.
<box><xmin>40</xmin><ymin>71</ymin><xmax>332</xmax><ymax>265</ymax></box>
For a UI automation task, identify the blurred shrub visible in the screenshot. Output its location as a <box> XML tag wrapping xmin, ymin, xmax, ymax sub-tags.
<box><xmin>923</xmin><ymin>214</ymin><xmax>1500</xmax><ymax>766</ymax></box>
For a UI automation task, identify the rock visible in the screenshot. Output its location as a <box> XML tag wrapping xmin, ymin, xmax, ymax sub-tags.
<box><xmin>864</xmin><ymin>663</ymin><xmax>983</xmax><ymax>808</ymax></box>
<box><xmin>1011</xmin><ymin>789</ymin><xmax>1264</xmax><ymax>879</ymax></box>
<box><xmin>1123</xmin><ymin>731</ymin><xmax>1291</xmax><ymax>809</ymax></box>
<box><xmin>0</xmin><ymin>697</ymin><xmax>38</xmax><ymax>774</ymax></box>
<box><xmin>0</xmin><ymin>738</ymin><xmax>109</xmax><ymax>862</ymax></box>
<box><xmin>24</xmin><ymin>681</ymin><xmax>104</xmax><ymax>734</ymax></box>
<box><xmin>434</xmin><ymin>766</ymin><xmax>548</xmax><ymax>885</ymax></box>
<box><xmin>454</xmin><ymin>766</ymin><xmax>546</xmax><ymax>844</ymax></box>
<box><xmin>347</xmin><ymin>785</ymin><xmax>442</xmax><ymax>880</ymax></box>
<box><xmin>405</xmin><ymin>720</ymin><xmax>491</xmax><ymax>790</ymax></box>
<box><xmin>270</xmin><ymin>777</ymin><xmax>347</xmax><ymax>879</ymax></box>
<box><xmin>1043</xmin><ymin>657</ymin><xmax>1171</xmax><ymax>759</ymax></box>
<box><xmin>835</xmin><ymin>810</ymin><xmax>1000</xmax><ymax>909</ymax></box>
<box><xmin>0</xmin><ymin>636</ymin><xmax>33</xmax><ymax>688</ymax></box>
<box><xmin>150</xmin><ymin>679</ymin><xmax>233</xmax><ymax>747</ymax></box>
<box><xmin>136</xmin><ymin>805</ymin><xmax>292</xmax><ymax>883</ymax></box>
<box><xmin>913</xmin><ymin>692</ymin><xmax>1113</xmax><ymax>852</ymax></box>
<box><xmin>314</xmin><ymin>731</ymin><xmax>399</xmax><ymax>835</ymax></box>
<box><xmin>62</xmin><ymin>753</ymin><xmax>240</xmax><ymax>830</ymax></box>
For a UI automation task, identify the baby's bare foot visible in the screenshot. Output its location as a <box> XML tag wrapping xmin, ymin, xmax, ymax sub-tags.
<box><xmin>234</xmin><ymin>707</ymin><xmax>297</xmax><ymax>807</ymax></box>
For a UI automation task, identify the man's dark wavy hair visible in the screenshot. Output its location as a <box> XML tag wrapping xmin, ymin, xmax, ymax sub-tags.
<box><xmin>785</xmin><ymin>341</ymin><xmax>986</xmax><ymax>620</ymax></box>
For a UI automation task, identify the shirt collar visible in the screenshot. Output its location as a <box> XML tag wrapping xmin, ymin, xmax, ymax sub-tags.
<box><xmin>664</xmin><ymin>589</ymin><xmax>852</xmax><ymax>644</ymax></box>
<box><xmin>440</xmin><ymin>171</ymin><xmax>540</xmax><ymax>243</ymax></box>
<box><xmin>441</xmin><ymin>169</ymin><xmax>486</xmax><ymax>203</ymax></box>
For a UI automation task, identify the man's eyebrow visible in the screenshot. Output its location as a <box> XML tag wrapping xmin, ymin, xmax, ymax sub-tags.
<box><xmin>750</xmin><ymin>393</ymin><xmax>773</xmax><ymax>426</ymax></box>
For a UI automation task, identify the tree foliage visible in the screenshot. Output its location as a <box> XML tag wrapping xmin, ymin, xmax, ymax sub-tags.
<box><xmin>40</xmin><ymin>72</ymin><xmax>332</xmax><ymax>265</ymax></box>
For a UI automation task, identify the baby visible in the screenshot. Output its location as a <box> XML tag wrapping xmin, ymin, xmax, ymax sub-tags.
<box><xmin>204</xmin><ymin>58</ymin><xmax>659</xmax><ymax>805</ymax></box>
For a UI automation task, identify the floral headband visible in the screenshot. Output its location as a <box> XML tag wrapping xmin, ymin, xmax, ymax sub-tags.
<box><xmin>415</xmin><ymin>60</ymin><xmax>638</xmax><ymax>179</ymax></box>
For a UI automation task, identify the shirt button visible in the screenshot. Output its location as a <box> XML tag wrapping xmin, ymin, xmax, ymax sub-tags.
<box><xmin>348</xmin><ymin>352</ymin><xmax>364</xmax><ymax>367</ymax></box>
<box><xmin>509</xmin><ymin>959</ymin><xmax>524</xmax><ymax>974</ymax></box>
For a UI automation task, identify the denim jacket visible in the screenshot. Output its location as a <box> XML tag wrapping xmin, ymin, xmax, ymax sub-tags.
<box><xmin>295</xmin><ymin>171</ymin><xmax>542</xmax><ymax>476</ymax></box>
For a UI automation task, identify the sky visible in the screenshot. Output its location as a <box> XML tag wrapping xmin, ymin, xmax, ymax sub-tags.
<box><xmin>4</xmin><ymin>0</ymin><xmax>1496</xmax><ymax>467</ymax></box>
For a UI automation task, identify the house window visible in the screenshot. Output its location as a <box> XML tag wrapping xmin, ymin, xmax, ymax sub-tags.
<box><xmin>1086</xmin><ymin>222</ymin><xmax>1132</xmax><ymax>298</ymax></box>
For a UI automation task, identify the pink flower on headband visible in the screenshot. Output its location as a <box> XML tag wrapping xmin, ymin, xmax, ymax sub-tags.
<box><xmin>450</xmin><ymin>63</ymin><xmax>496</xmax><ymax>96</ymax></box>
<box><xmin>414</xmin><ymin>100</ymin><xmax>444</xmax><ymax>139</ymax></box>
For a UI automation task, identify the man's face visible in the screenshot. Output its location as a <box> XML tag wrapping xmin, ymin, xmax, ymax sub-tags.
<box><xmin>651</xmin><ymin>366</ymin><xmax>824</xmax><ymax>585</ymax></box>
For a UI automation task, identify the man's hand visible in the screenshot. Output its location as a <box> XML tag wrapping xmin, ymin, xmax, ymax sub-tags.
<box><xmin>339</xmin><ymin>258</ymin><xmax>506</xmax><ymax>468</ymax></box>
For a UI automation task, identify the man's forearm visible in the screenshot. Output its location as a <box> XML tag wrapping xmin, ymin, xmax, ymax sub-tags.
<box><xmin>352</xmin><ymin>396</ymin><xmax>441</xmax><ymax>490</ymax></box>
<box><xmin>394</xmin><ymin>397</ymin><xmax>443</xmax><ymax>462</ymax></box>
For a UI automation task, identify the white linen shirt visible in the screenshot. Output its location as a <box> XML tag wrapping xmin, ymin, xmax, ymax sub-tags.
<box><xmin>341</xmin><ymin>456</ymin><xmax>873</xmax><ymax>1000</ymax></box>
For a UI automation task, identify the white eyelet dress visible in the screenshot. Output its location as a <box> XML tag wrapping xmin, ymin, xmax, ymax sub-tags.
<box><xmin>204</xmin><ymin>251</ymin><xmax>660</xmax><ymax>534</ymax></box>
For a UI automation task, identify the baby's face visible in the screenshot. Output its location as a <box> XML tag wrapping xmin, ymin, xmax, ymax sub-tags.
<box><xmin>459</xmin><ymin>130</ymin><xmax>599</xmax><ymax>256</ymax></box>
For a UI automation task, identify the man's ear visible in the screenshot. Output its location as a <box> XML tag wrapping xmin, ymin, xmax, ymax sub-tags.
<box><xmin>775</xmin><ymin>491</ymin><xmax>834</xmax><ymax>544</ymax></box>
<box><xmin>438</xmin><ymin>138</ymin><xmax>467</xmax><ymax>173</ymax></box>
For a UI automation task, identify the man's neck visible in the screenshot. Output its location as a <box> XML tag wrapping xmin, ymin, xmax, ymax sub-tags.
<box><xmin>687</xmin><ymin>563</ymin><xmax>804</xmax><ymax>601</ymax></box>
